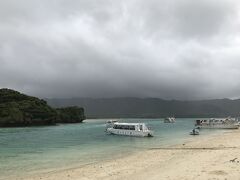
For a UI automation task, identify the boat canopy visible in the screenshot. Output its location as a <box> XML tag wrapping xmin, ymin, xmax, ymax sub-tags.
<box><xmin>113</xmin><ymin>122</ymin><xmax>146</xmax><ymax>126</ymax></box>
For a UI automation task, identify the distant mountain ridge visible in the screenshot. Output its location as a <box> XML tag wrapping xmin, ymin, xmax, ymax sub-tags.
<box><xmin>46</xmin><ymin>97</ymin><xmax>240</xmax><ymax>118</ymax></box>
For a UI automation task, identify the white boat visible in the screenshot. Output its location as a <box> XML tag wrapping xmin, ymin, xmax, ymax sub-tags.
<box><xmin>106</xmin><ymin>119</ymin><xmax>118</xmax><ymax>123</ymax></box>
<box><xmin>164</xmin><ymin>117</ymin><xmax>176</xmax><ymax>123</ymax></box>
<box><xmin>105</xmin><ymin>119</ymin><xmax>118</xmax><ymax>129</ymax></box>
<box><xmin>106</xmin><ymin>122</ymin><xmax>153</xmax><ymax>137</ymax></box>
<box><xmin>195</xmin><ymin>117</ymin><xmax>239</xmax><ymax>129</ymax></box>
<box><xmin>190</xmin><ymin>128</ymin><xmax>199</xmax><ymax>135</ymax></box>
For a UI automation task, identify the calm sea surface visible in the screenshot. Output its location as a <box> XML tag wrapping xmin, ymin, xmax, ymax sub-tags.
<box><xmin>0</xmin><ymin>118</ymin><xmax>224</xmax><ymax>179</ymax></box>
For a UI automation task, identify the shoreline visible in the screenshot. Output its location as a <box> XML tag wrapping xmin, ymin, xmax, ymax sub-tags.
<box><xmin>7</xmin><ymin>129</ymin><xmax>240</xmax><ymax>180</ymax></box>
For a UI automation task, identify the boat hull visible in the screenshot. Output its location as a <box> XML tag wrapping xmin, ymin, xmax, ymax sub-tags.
<box><xmin>106</xmin><ymin>128</ymin><xmax>153</xmax><ymax>137</ymax></box>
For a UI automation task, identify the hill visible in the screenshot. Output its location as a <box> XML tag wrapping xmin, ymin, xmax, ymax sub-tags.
<box><xmin>0</xmin><ymin>89</ymin><xmax>85</xmax><ymax>127</ymax></box>
<box><xmin>46</xmin><ymin>97</ymin><xmax>240</xmax><ymax>118</ymax></box>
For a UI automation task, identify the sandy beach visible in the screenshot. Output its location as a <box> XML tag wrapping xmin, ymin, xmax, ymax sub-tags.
<box><xmin>13</xmin><ymin>129</ymin><xmax>240</xmax><ymax>180</ymax></box>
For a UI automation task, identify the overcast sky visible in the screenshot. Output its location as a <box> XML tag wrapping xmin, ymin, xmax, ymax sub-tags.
<box><xmin>1</xmin><ymin>0</ymin><xmax>240</xmax><ymax>100</ymax></box>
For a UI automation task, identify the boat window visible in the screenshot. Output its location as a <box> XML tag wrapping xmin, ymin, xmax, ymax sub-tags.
<box><xmin>140</xmin><ymin>125</ymin><xmax>142</xmax><ymax>130</ymax></box>
<box><xmin>113</xmin><ymin>125</ymin><xmax>135</xmax><ymax>130</ymax></box>
<box><xmin>196</xmin><ymin>120</ymin><xmax>201</xmax><ymax>125</ymax></box>
<box><xmin>129</xmin><ymin>126</ymin><xmax>135</xmax><ymax>130</ymax></box>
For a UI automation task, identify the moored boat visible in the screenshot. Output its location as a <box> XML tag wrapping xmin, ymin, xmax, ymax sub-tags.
<box><xmin>105</xmin><ymin>119</ymin><xmax>118</xmax><ymax>129</ymax></box>
<box><xmin>195</xmin><ymin>117</ymin><xmax>239</xmax><ymax>129</ymax></box>
<box><xmin>164</xmin><ymin>117</ymin><xmax>176</xmax><ymax>123</ymax></box>
<box><xmin>106</xmin><ymin>119</ymin><xmax>118</xmax><ymax>123</ymax></box>
<box><xmin>190</xmin><ymin>128</ymin><xmax>199</xmax><ymax>135</ymax></box>
<box><xmin>106</xmin><ymin>122</ymin><xmax>153</xmax><ymax>137</ymax></box>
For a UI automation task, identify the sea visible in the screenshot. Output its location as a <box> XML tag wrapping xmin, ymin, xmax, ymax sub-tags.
<box><xmin>0</xmin><ymin>118</ymin><xmax>224</xmax><ymax>179</ymax></box>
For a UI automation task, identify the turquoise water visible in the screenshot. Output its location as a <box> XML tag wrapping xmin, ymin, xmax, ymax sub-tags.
<box><xmin>0</xmin><ymin>118</ymin><xmax>223</xmax><ymax>179</ymax></box>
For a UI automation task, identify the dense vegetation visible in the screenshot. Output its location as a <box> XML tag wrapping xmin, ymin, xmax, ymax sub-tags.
<box><xmin>47</xmin><ymin>97</ymin><xmax>240</xmax><ymax>118</ymax></box>
<box><xmin>56</xmin><ymin>106</ymin><xmax>85</xmax><ymax>123</ymax></box>
<box><xmin>0</xmin><ymin>89</ymin><xmax>85</xmax><ymax>127</ymax></box>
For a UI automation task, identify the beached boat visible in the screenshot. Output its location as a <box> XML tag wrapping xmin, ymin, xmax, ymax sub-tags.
<box><xmin>190</xmin><ymin>128</ymin><xmax>199</xmax><ymax>135</ymax></box>
<box><xmin>106</xmin><ymin>122</ymin><xmax>153</xmax><ymax>137</ymax></box>
<box><xmin>195</xmin><ymin>118</ymin><xmax>239</xmax><ymax>129</ymax></box>
<box><xmin>164</xmin><ymin>117</ymin><xmax>176</xmax><ymax>123</ymax></box>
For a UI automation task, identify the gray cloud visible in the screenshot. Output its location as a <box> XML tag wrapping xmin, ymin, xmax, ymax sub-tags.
<box><xmin>1</xmin><ymin>0</ymin><xmax>240</xmax><ymax>100</ymax></box>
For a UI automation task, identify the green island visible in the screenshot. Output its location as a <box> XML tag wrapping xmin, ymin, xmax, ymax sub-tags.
<box><xmin>0</xmin><ymin>88</ymin><xmax>86</xmax><ymax>127</ymax></box>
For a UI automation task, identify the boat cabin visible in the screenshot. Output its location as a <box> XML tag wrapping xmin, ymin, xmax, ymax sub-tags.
<box><xmin>113</xmin><ymin>123</ymin><xmax>149</xmax><ymax>131</ymax></box>
<box><xmin>196</xmin><ymin>118</ymin><xmax>236</xmax><ymax>126</ymax></box>
<box><xmin>106</xmin><ymin>122</ymin><xmax>153</xmax><ymax>137</ymax></box>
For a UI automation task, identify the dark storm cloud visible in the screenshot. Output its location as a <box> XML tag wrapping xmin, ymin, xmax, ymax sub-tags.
<box><xmin>0</xmin><ymin>0</ymin><xmax>240</xmax><ymax>99</ymax></box>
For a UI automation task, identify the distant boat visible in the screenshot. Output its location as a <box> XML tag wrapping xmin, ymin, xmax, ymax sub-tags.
<box><xmin>164</xmin><ymin>117</ymin><xmax>176</xmax><ymax>123</ymax></box>
<box><xmin>190</xmin><ymin>128</ymin><xmax>199</xmax><ymax>135</ymax></box>
<box><xmin>106</xmin><ymin>119</ymin><xmax>118</xmax><ymax>124</ymax></box>
<box><xmin>105</xmin><ymin>119</ymin><xmax>119</xmax><ymax>129</ymax></box>
<box><xmin>195</xmin><ymin>117</ymin><xmax>239</xmax><ymax>129</ymax></box>
<box><xmin>106</xmin><ymin>122</ymin><xmax>153</xmax><ymax>137</ymax></box>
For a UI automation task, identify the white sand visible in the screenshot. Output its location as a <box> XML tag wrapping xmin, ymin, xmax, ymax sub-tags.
<box><xmin>13</xmin><ymin>130</ymin><xmax>240</xmax><ymax>180</ymax></box>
